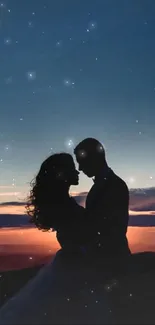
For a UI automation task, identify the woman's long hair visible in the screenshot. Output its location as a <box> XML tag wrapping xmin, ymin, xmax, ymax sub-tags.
<box><xmin>25</xmin><ymin>153</ymin><xmax>73</xmax><ymax>232</ymax></box>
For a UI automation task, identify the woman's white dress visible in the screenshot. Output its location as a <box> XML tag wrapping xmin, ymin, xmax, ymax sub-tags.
<box><xmin>0</xmin><ymin>250</ymin><xmax>113</xmax><ymax>324</ymax></box>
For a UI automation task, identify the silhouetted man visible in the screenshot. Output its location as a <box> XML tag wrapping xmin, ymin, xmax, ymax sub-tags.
<box><xmin>74</xmin><ymin>138</ymin><xmax>131</xmax><ymax>257</ymax></box>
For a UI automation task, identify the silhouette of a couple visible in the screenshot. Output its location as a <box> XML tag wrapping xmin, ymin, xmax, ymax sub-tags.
<box><xmin>0</xmin><ymin>138</ymin><xmax>131</xmax><ymax>324</ymax></box>
<box><xmin>28</xmin><ymin>137</ymin><xmax>131</xmax><ymax>259</ymax></box>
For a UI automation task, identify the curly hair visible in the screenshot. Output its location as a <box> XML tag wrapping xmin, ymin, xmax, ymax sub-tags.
<box><xmin>25</xmin><ymin>153</ymin><xmax>74</xmax><ymax>232</ymax></box>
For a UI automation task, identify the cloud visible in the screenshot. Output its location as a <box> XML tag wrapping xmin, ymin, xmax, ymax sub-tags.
<box><xmin>0</xmin><ymin>201</ymin><xmax>26</xmax><ymax>206</ymax></box>
<box><xmin>129</xmin><ymin>215</ymin><xmax>155</xmax><ymax>226</ymax></box>
<box><xmin>0</xmin><ymin>187</ymin><xmax>155</xmax><ymax>219</ymax></box>
<box><xmin>73</xmin><ymin>187</ymin><xmax>155</xmax><ymax>213</ymax></box>
<box><xmin>129</xmin><ymin>187</ymin><xmax>155</xmax><ymax>211</ymax></box>
<box><xmin>0</xmin><ymin>192</ymin><xmax>21</xmax><ymax>196</ymax></box>
<box><xmin>0</xmin><ymin>214</ymin><xmax>32</xmax><ymax>228</ymax></box>
<box><xmin>0</xmin><ymin>202</ymin><xmax>27</xmax><ymax>215</ymax></box>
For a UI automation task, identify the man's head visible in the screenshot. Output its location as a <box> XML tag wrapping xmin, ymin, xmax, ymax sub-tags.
<box><xmin>74</xmin><ymin>138</ymin><xmax>106</xmax><ymax>177</ymax></box>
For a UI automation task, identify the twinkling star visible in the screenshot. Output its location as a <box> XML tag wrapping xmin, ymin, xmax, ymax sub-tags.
<box><xmin>27</xmin><ymin>71</ymin><xmax>36</xmax><ymax>81</ymax></box>
<box><xmin>88</xmin><ymin>21</ymin><xmax>97</xmax><ymax>30</ymax></box>
<box><xmin>63</xmin><ymin>79</ymin><xmax>75</xmax><ymax>87</ymax></box>
<box><xmin>4</xmin><ymin>38</ymin><xmax>12</xmax><ymax>45</ymax></box>
<box><xmin>28</xmin><ymin>21</ymin><xmax>33</xmax><ymax>27</ymax></box>
<box><xmin>128</xmin><ymin>177</ymin><xmax>135</xmax><ymax>184</ymax></box>
<box><xmin>66</xmin><ymin>139</ymin><xmax>74</xmax><ymax>148</ymax></box>
<box><xmin>56</xmin><ymin>40</ymin><xmax>62</xmax><ymax>47</ymax></box>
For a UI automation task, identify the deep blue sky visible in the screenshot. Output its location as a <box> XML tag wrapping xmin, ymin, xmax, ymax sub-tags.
<box><xmin>0</xmin><ymin>0</ymin><xmax>155</xmax><ymax>202</ymax></box>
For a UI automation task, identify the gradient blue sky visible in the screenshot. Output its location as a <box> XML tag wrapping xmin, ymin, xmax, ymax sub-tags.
<box><xmin>0</xmin><ymin>0</ymin><xmax>155</xmax><ymax>202</ymax></box>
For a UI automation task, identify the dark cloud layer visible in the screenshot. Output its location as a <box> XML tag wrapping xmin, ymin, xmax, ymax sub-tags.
<box><xmin>0</xmin><ymin>202</ymin><xmax>26</xmax><ymax>207</ymax></box>
<box><xmin>73</xmin><ymin>187</ymin><xmax>155</xmax><ymax>212</ymax></box>
<box><xmin>0</xmin><ymin>187</ymin><xmax>155</xmax><ymax>211</ymax></box>
<box><xmin>0</xmin><ymin>214</ymin><xmax>32</xmax><ymax>228</ymax></box>
<box><xmin>0</xmin><ymin>187</ymin><xmax>155</xmax><ymax>227</ymax></box>
<box><xmin>129</xmin><ymin>187</ymin><xmax>155</xmax><ymax>211</ymax></box>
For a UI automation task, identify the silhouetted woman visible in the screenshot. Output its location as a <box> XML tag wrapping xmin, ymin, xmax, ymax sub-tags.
<box><xmin>26</xmin><ymin>152</ymin><xmax>87</xmax><ymax>253</ymax></box>
<box><xmin>0</xmin><ymin>153</ymin><xmax>112</xmax><ymax>325</ymax></box>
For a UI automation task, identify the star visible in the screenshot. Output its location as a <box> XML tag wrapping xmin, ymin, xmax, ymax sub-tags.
<box><xmin>65</xmin><ymin>138</ymin><xmax>74</xmax><ymax>149</ymax></box>
<box><xmin>68</xmin><ymin>139</ymin><xmax>73</xmax><ymax>146</ymax></box>
<box><xmin>78</xmin><ymin>150</ymin><xmax>87</xmax><ymax>158</ymax></box>
<box><xmin>56</xmin><ymin>40</ymin><xmax>62</xmax><ymax>47</ymax></box>
<box><xmin>27</xmin><ymin>71</ymin><xmax>36</xmax><ymax>81</ymax></box>
<box><xmin>28</xmin><ymin>21</ymin><xmax>33</xmax><ymax>27</ymax></box>
<box><xmin>64</xmin><ymin>79</ymin><xmax>71</xmax><ymax>86</ymax></box>
<box><xmin>128</xmin><ymin>177</ymin><xmax>135</xmax><ymax>184</ymax></box>
<box><xmin>88</xmin><ymin>21</ymin><xmax>97</xmax><ymax>30</ymax></box>
<box><xmin>4</xmin><ymin>38</ymin><xmax>12</xmax><ymax>45</ymax></box>
<box><xmin>63</xmin><ymin>79</ymin><xmax>75</xmax><ymax>87</ymax></box>
<box><xmin>5</xmin><ymin>145</ymin><xmax>9</xmax><ymax>151</ymax></box>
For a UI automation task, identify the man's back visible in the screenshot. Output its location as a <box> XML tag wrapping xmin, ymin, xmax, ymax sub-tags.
<box><xmin>85</xmin><ymin>168</ymin><xmax>131</xmax><ymax>256</ymax></box>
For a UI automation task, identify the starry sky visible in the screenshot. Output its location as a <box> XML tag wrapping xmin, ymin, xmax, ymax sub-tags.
<box><xmin>0</xmin><ymin>0</ymin><xmax>155</xmax><ymax>203</ymax></box>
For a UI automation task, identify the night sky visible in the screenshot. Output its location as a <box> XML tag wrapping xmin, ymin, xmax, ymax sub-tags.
<box><xmin>0</xmin><ymin>0</ymin><xmax>155</xmax><ymax>203</ymax></box>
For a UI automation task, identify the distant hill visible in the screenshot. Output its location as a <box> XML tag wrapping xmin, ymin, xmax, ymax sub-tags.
<box><xmin>129</xmin><ymin>215</ymin><xmax>155</xmax><ymax>226</ymax></box>
<box><xmin>0</xmin><ymin>264</ymin><xmax>42</xmax><ymax>307</ymax></box>
<box><xmin>1</xmin><ymin>255</ymin><xmax>155</xmax><ymax>324</ymax></box>
<box><xmin>0</xmin><ymin>214</ymin><xmax>33</xmax><ymax>228</ymax></box>
<box><xmin>0</xmin><ymin>213</ymin><xmax>155</xmax><ymax>228</ymax></box>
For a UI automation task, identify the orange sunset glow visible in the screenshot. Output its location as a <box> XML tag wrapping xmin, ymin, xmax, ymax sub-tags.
<box><xmin>0</xmin><ymin>226</ymin><xmax>155</xmax><ymax>272</ymax></box>
<box><xmin>1</xmin><ymin>193</ymin><xmax>155</xmax><ymax>272</ymax></box>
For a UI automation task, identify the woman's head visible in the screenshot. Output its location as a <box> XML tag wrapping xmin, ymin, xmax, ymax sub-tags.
<box><xmin>26</xmin><ymin>153</ymin><xmax>79</xmax><ymax>231</ymax></box>
<box><xmin>38</xmin><ymin>153</ymin><xmax>79</xmax><ymax>188</ymax></box>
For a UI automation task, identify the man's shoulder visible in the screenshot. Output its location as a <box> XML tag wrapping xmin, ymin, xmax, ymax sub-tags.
<box><xmin>111</xmin><ymin>171</ymin><xmax>129</xmax><ymax>192</ymax></box>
